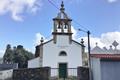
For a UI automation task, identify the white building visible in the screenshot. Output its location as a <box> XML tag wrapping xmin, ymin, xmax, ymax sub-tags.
<box><xmin>91</xmin><ymin>41</ymin><xmax>120</xmax><ymax>80</ymax></box>
<box><xmin>0</xmin><ymin>69</ymin><xmax>13</xmax><ymax>80</ymax></box>
<box><xmin>28</xmin><ymin>1</ymin><xmax>84</xmax><ymax>72</ymax></box>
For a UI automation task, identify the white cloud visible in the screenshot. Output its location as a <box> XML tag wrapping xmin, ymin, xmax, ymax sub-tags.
<box><xmin>101</xmin><ymin>32</ymin><xmax>120</xmax><ymax>45</ymax></box>
<box><xmin>70</xmin><ymin>27</ymin><xmax>120</xmax><ymax>51</ymax></box>
<box><xmin>80</xmin><ymin>31</ymin><xmax>120</xmax><ymax>50</ymax></box>
<box><xmin>71</xmin><ymin>26</ymin><xmax>77</xmax><ymax>40</ymax></box>
<box><xmin>81</xmin><ymin>37</ymin><xmax>105</xmax><ymax>49</ymax></box>
<box><xmin>107</xmin><ymin>0</ymin><xmax>117</xmax><ymax>3</ymax></box>
<box><xmin>34</xmin><ymin>33</ymin><xmax>45</xmax><ymax>45</ymax></box>
<box><xmin>0</xmin><ymin>0</ymin><xmax>42</xmax><ymax>21</ymax></box>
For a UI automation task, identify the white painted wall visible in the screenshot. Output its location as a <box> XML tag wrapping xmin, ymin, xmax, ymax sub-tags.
<box><xmin>91</xmin><ymin>58</ymin><xmax>101</xmax><ymax>80</ymax></box>
<box><xmin>43</xmin><ymin>35</ymin><xmax>82</xmax><ymax>68</ymax></box>
<box><xmin>0</xmin><ymin>69</ymin><xmax>13</xmax><ymax>80</ymax></box>
<box><xmin>28</xmin><ymin>57</ymin><xmax>42</xmax><ymax>68</ymax></box>
<box><xmin>91</xmin><ymin>58</ymin><xmax>120</xmax><ymax>80</ymax></box>
<box><xmin>101</xmin><ymin>61</ymin><xmax>120</xmax><ymax>80</ymax></box>
<box><xmin>28</xmin><ymin>35</ymin><xmax>83</xmax><ymax>68</ymax></box>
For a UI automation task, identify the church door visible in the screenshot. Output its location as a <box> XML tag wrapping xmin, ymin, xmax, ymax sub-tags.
<box><xmin>59</xmin><ymin>63</ymin><xmax>67</xmax><ymax>78</ymax></box>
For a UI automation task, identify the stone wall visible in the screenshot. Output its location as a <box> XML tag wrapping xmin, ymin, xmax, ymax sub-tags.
<box><xmin>13</xmin><ymin>67</ymin><xmax>50</xmax><ymax>80</ymax></box>
<box><xmin>77</xmin><ymin>67</ymin><xmax>89</xmax><ymax>80</ymax></box>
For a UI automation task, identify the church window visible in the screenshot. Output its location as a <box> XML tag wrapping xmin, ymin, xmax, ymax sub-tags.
<box><xmin>59</xmin><ymin>51</ymin><xmax>67</xmax><ymax>56</ymax></box>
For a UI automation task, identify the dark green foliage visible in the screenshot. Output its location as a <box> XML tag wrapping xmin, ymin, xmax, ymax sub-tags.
<box><xmin>3</xmin><ymin>44</ymin><xmax>34</xmax><ymax>68</ymax></box>
<box><xmin>3</xmin><ymin>44</ymin><xmax>13</xmax><ymax>63</ymax></box>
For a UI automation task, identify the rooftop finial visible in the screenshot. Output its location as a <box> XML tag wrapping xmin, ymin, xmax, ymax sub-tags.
<box><xmin>110</xmin><ymin>45</ymin><xmax>113</xmax><ymax>49</ymax></box>
<box><xmin>81</xmin><ymin>38</ymin><xmax>84</xmax><ymax>45</ymax></box>
<box><xmin>96</xmin><ymin>42</ymin><xmax>98</xmax><ymax>46</ymax></box>
<box><xmin>60</xmin><ymin>1</ymin><xmax>65</xmax><ymax>12</ymax></box>
<box><xmin>112</xmin><ymin>40</ymin><xmax>119</xmax><ymax>50</ymax></box>
<box><xmin>40</xmin><ymin>37</ymin><xmax>44</xmax><ymax>44</ymax></box>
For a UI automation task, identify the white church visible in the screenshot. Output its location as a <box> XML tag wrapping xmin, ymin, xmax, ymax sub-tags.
<box><xmin>28</xmin><ymin>2</ymin><xmax>84</xmax><ymax>70</ymax></box>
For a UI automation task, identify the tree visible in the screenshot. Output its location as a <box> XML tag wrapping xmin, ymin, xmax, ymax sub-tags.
<box><xmin>3</xmin><ymin>44</ymin><xmax>34</xmax><ymax>68</ymax></box>
<box><xmin>3</xmin><ymin>44</ymin><xmax>13</xmax><ymax>63</ymax></box>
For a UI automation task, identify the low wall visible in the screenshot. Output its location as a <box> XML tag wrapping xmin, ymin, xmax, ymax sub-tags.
<box><xmin>13</xmin><ymin>67</ymin><xmax>50</xmax><ymax>80</ymax></box>
<box><xmin>77</xmin><ymin>67</ymin><xmax>89</xmax><ymax>80</ymax></box>
<box><xmin>0</xmin><ymin>69</ymin><xmax>13</xmax><ymax>80</ymax></box>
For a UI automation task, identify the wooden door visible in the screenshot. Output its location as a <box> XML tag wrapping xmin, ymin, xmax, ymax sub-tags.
<box><xmin>59</xmin><ymin>63</ymin><xmax>67</xmax><ymax>78</ymax></box>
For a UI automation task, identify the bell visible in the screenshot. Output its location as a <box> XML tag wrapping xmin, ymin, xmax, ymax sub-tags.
<box><xmin>64</xmin><ymin>25</ymin><xmax>67</xmax><ymax>29</ymax></box>
<box><xmin>58</xmin><ymin>22</ymin><xmax>61</xmax><ymax>29</ymax></box>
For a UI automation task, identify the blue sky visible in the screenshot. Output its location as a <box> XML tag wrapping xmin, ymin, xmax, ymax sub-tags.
<box><xmin>0</xmin><ymin>0</ymin><xmax>120</xmax><ymax>57</ymax></box>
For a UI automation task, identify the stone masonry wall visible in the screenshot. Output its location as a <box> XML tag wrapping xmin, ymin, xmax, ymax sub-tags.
<box><xmin>13</xmin><ymin>67</ymin><xmax>50</xmax><ymax>80</ymax></box>
<box><xmin>77</xmin><ymin>67</ymin><xmax>89</xmax><ymax>80</ymax></box>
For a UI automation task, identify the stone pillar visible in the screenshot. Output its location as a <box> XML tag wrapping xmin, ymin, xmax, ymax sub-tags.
<box><xmin>77</xmin><ymin>67</ymin><xmax>89</xmax><ymax>80</ymax></box>
<box><xmin>44</xmin><ymin>67</ymin><xmax>51</xmax><ymax>80</ymax></box>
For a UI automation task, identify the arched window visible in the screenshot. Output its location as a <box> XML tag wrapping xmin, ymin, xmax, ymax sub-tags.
<box><xmin>59</xmin><ymin>51</ymin><xmax>67</xmax><ymax>56</ymax></box>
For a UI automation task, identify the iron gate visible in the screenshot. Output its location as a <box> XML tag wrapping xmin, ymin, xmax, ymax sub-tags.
<box><xmin>50</xmin><ymin>68</ymin><xmax>77</xmax><ymax>80</ymax></box>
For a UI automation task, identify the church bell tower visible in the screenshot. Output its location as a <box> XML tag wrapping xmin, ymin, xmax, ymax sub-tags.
<box><xmin>52</xmin><ymin>1</ymin><xmax>73</xmax><ymax>44</ymax></box>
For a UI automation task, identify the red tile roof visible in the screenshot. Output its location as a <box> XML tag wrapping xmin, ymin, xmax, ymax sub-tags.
<box><xmin>91</xmin><ymin>54</ymin><xmax>120</xmax><ymax>60</ymax></box>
